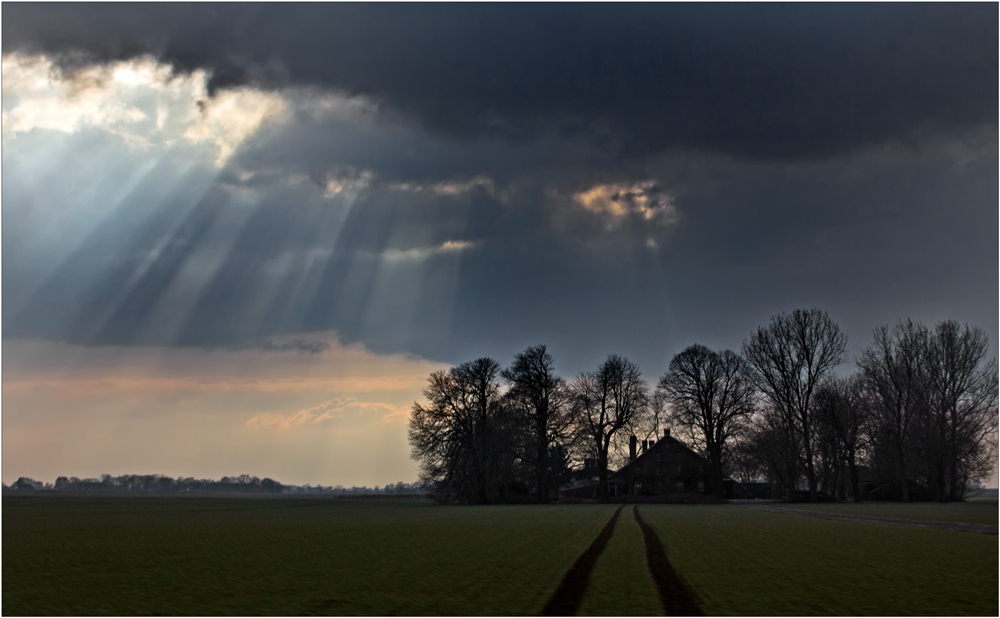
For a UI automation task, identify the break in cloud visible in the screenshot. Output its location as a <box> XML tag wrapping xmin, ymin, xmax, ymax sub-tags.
<box><xmin>390</xmin><ymin>176</ymin><xmax>496</xmax><ymax>197</ymax></box>
<box><xmin>574</xmin><ymin>181</ymin><xmax>678</xmax><ymax>227</ymax></box>
<box><xmin>1</xmin><ymin>53</ymin><xmax>288</xmax><ymax>167</ymax></box>
<box><xmin>2</xmin><ymin>5</ymin><xmax>996</xmax><ymax>485</ymax></box>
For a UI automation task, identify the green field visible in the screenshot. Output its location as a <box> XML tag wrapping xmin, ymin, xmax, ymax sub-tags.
<box><xmin>2</xmin><ymin>497</ymin><xmax>615</xmax><ymax>615</ymax></box>
<box><xmin>645</xmin><ymin>504</ymin><xmax>998</xmax><ymax>616</ymax></box>
<box><xmin>771</xmin><ymin>500</ymin><xmax>999</xmax><ymax>526</ymax></box>
<box><xmin>3</xmin><ymin>496</ymin><xmax>997</xmax><ymax>615</ymax></box>
<box><xmin>578</xmin><ymin>508</ymin><xmax>661</xmax><ymax>616</ymax></box>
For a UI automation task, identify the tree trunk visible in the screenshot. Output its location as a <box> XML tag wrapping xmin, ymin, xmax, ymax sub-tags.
<box><xmin>708</xmin><ymin>444</ymin><xmax>725</xmax><ymax>497</ymax></box>
<box><xmin>934</xmin><ymin>451</ymin><xmax>946</xmax><ymax>502</ymax></box>
<box><xmin>597</xmin><ymin>447</ymin><xmax>609</xmax><ymax>503</ymax></box>
<box><xmin>896</xmin><ymin>441</ymin><xmax>909</xmax><ymax>502</ymax></box>
<box><xmin>537</xmin><ymin>418</ymin><xmax>549</xmax><ymax>504</ymax></box>
<box><xmin>848</xmin><ymin>455</ymin><xmax>860</xmax><ymax>503</ymax></box>
<box><xmin>948</xmin><ymin>408</ymin><xmax>960</xmax><ymax>502</ymax></box>
<box><xmin>536</xmin><ymin>457</ymin><xmax>548</xmax><ymax>504</ymax></box>
<box><xmin>803</xmin><ymin>435</ymin><xmax>818</xmax><ymax>502</ymax></box>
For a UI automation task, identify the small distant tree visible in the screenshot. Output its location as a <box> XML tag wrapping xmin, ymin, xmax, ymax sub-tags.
<box><xmin>12</xmin><ymin>477</ymin><xmax>42</xmax><ymax>491</ymax></box>
<box><xmin>571</xmin><ymin>354</ymin><xmax>650</xmax><ymax>503</ymax></box>
<box><xmin>659</xmin><ymin>345</ymin><xmax>756</xmax><ymax>497</ymax></box>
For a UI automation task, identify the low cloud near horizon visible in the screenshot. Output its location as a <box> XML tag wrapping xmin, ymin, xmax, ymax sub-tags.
<box><xmin>2</xmin><ymin>335</ymin><xmax>446</xmax><ymax>486</ymax></box>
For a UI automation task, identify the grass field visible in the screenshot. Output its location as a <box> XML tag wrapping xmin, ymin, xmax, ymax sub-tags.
<box><xmin>4</xmin><ymin>496</ymin><xmax>997</xmax><ymax>615</ymax></box>
<box><xmin>2</xmin><ymin>497</ymin><xmax>615</xmax><ymax>615</ymax></box>
<box><xmin>772</xmin><ymin>500</ymin><xmax>999</xmax><ymax>526</ymax></box>
<box><xmin>577</xmin><ymin>507</ymin><xmax>661</xmax><ymax>616</ymax></box>
<box><xmin>643</xmin><ymin>504</ymin><xmax>998</xmax><ymax>615</ymax></box>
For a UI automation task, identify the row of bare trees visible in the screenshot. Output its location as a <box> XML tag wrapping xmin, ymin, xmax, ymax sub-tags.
<box><xmin>731</xmin><ymin>315</ymin><xmax>998</xmax><ymax>502</ymax></box>
<box><xmin>408</xmin><ymin>347</ymin><xmax>652</xmax><ymax>504</ymax></box>
<box><xmin>856</xmin><ymin>320</ymin><xmax>997</xmax><ymax>501</ymax></box>
<box><xmin>408</xmin><ymin>310</ymin><xmax>997</xmax><ymax>504</ymax></box>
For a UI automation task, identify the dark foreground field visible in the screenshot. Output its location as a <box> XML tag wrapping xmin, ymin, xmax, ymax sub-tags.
<box><xmin>3</xmin><ymin>496</ymin><xmax>997</xmax><ymax>615</ymax></box>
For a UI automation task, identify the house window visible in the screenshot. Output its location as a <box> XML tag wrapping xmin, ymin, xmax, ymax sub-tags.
<box><xmin>634</xmin><ymin>481</ymin><xmax>642</xmax><ymax>494</ymax></box>
<box><xmin>655</xmin><ymin>454</ymin><xmax>661</xmax><ymax>463</ymax></box>
<box><xmin>655</xmin><ymin>467</ymin><xmax>660</xmax><ymax>476</ymax></box>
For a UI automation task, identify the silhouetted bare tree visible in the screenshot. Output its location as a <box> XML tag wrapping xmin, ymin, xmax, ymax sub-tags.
<box><xmin>502</xmin><ymin>344</ymin><xmax>575</xmax><ymax>503</ymax></box>
<box><xmin>814</xmin><ymin>375</ymin><xmax>872</xmax><ymax>502</ymax></box>
<box><xmin>658</xmin><ymin>345</ymin><xmax>755</xmax><ymax>497</ymax></box>
<box><xmin>926</xmin><ymin>321</ymin><xmax>998</xmax><ymax>501</ymax></box>
<box><xmin>743</xmin><ymin>309</ymin><xmax>847</xmax><ymax>502</ymax></box>
<box><xmin>632</xmin><ymin>388</ymin><xmax>671</xmax><ymax>451</ymax></box>
<box><xmin>742</xmin><ymin>405</ymin><xmax>802</xmax><ymax>499</ymax></box>
<box><xmin>571</xmin><ymin>354</ymin><xmax>650</xmax><ymax>502</ymax></box>
<box><xmin>857</xmin><ymin>320</ymin><xmax>930</xmax><ymax>502</ymax></box>
<box><xmin>409</xmin><ymin>357</ymin><xmax>522</xmax><ymax>504</ymax></box>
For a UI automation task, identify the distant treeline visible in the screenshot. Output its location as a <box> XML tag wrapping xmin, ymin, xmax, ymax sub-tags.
<box><xmin>3</xmin><ymin>474</ymin><xmax>428</xmax><ymax>496</ymax></box>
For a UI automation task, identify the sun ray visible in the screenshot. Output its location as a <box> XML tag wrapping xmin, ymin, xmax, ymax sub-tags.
<box><xmin>136</xmin><ymin>187</ymin><xmax>265</xmax><ymax>346</ymax></box>
<box><xmin>75</xmin><ymin>161</ymin><xmax>225</xmax><ymax>346</ymax></box>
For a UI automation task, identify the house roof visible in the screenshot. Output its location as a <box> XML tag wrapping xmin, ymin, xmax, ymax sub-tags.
<box><xmin>608</xmin><ymin>433</ymin><xmax>706</xmax><ymax>481</ymax></box>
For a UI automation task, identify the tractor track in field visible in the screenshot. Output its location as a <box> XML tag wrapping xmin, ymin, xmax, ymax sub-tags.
<box><xmin>541</xmin><ymin>505</ymin><xmax>624</xmax><ymax>616</ymax></box>
<box><xmin>541</xmin><ymin>505</ymin><xmax>704</xmax><ymax>616</ymax></box>
<box><xmin>633</xmin><ymin>506</ymin><xmax>704</xmax><ymax>616</ymax></box>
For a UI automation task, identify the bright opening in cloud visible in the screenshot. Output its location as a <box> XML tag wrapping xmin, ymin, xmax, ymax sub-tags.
<box><xmin>390</xmin><ymin>175</ymin><xmax>495</xmax><ymax>196</ymax></box>
<box><xmin>113</xmin><ymin>67</ymin><xmax>153</xmax><ymax>86</ymax></box>
<box><xmin>380</xmin><ymin>240</ymin><xmax>478</xmax><ymax>262</ymax></box>
<box><xmin>2</xmin><ymin>53</ymin><xmax>289</xmax><ymax>166</ymax></box>
<box><xmin>439</xmin><ymin>240</ymin><xmax>475</xmax><ymax>252</ymax></box>
<box><xmin>324</xmin><ymin>167</ymin><xmax>375</xmax><ymax>198</ymax></box>
<box><xmin>574</xmin><ymin>180</ymin><xmax>679</xmax><ymax>226</ymax></box>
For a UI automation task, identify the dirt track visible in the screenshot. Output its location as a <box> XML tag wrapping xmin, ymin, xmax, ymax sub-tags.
<box><xmin>542</xmin><ymin>505</ymin><xmax>704</xmax><ymax>616</ymax></box>
<box><xmin>633</xmin><ymin>506</ymin><xmax>704</xmax><ymax>616</ymax></box>
<box><xmin>541</xmin><ymin>505</ymin><xmax>625</xmax><ymax>615</ymax></box>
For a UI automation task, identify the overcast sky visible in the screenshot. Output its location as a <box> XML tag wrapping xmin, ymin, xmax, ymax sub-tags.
<box><xmin>3</xmin><ymin>4</ymin><xmax>997</xmax><ymax>486</ymax></box>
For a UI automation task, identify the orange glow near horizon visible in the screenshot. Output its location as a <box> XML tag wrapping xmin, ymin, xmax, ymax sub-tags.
<box><xmin>2</xmin><ymin>335</ymin><xmax>446</xmax><ymax>487</ymax></box>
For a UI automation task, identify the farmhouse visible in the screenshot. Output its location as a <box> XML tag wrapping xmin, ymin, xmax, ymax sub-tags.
<box><xmin>607</xmin><ymin>430</ymin><xmax>708</xmax><ymax>499</ymax></box>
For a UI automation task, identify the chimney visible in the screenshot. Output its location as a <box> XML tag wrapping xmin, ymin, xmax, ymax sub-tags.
<box><xmin>629</xmin><ymin>435</ymin><xmax>637</xmax><ymax>462</ymax></box>
<box><xmin>664</xmin><ymin>428</ymin><xmax>670</xmax><ymax>439</ymax></box>
<box><xmin>642</xmin><ymin>440</ymin><xmax>648</xmax><ymax>453</ymax></box>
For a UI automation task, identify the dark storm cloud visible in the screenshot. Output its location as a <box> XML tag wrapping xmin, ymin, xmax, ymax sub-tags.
<box><xmin>4</xmin><ymin>3</ymin><xmax>996</xmax><ymax>160</ymax></box>
<box><xmin>4</xmin><ymin>76</ymin><xmax>996</xmax><ymax>372</ymax></box>
<box><xmin>3</xmin><ymin>4</ymin><xmax>997</xmax><ymax>377</ymax></box>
